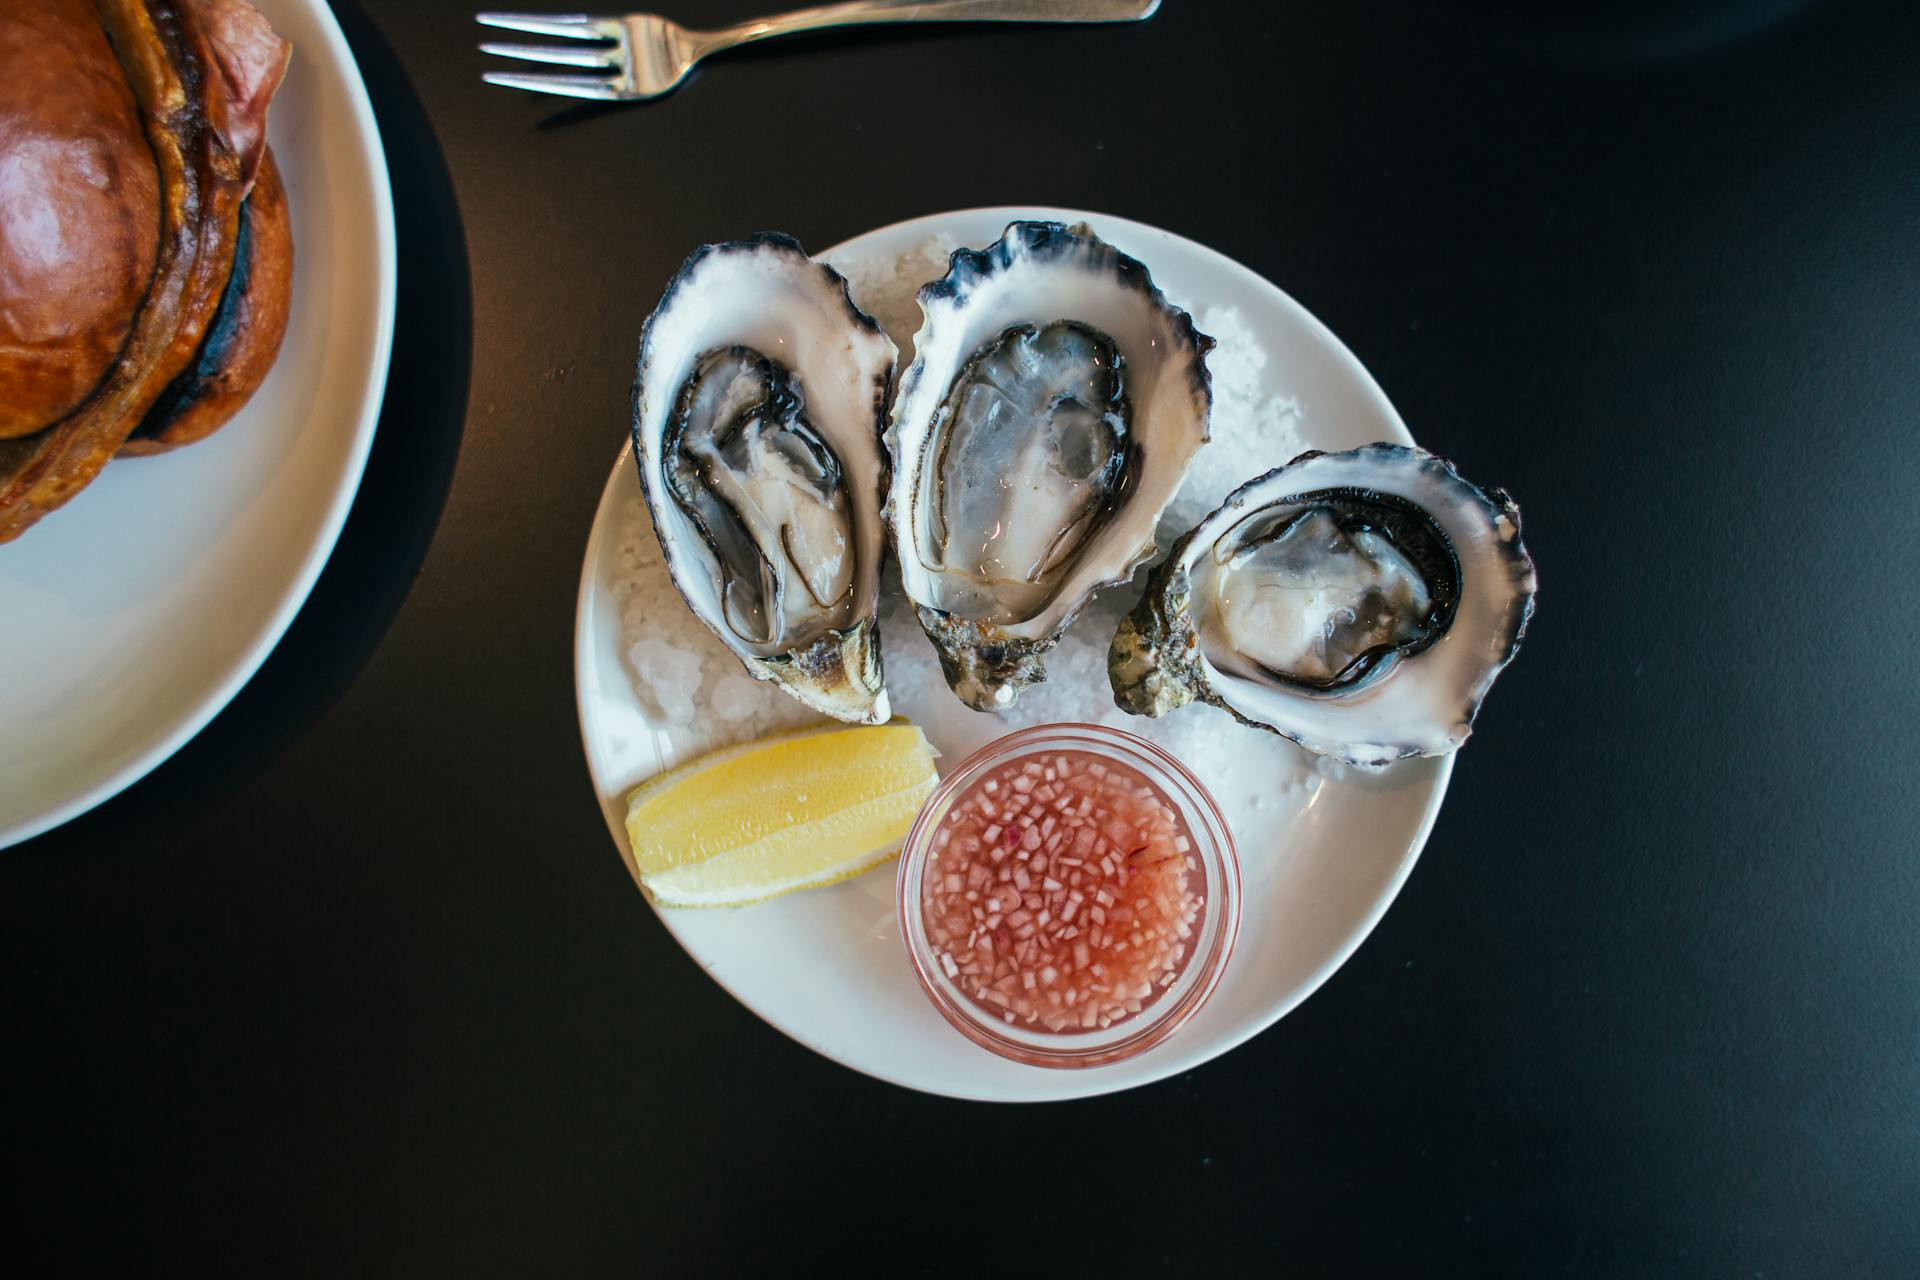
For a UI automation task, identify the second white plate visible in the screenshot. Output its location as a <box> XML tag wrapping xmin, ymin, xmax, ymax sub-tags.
<box><xmin>575</xmin><ymin>207</ymin><xmax>1450</xmax><ymax>1101</ymax></box>
<box><xmin>0</xmin><ymin>0</ymin><xmax>397</xmax><ymax>849</ymax></box>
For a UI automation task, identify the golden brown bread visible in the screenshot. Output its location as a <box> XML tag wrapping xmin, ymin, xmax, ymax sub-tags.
<box><xmin>0</xmin><ymin>0</ymin><xmax>161</xmax><ymax>438</ymax></box>
<box><xmin>0</xmin><ymin>0</ymin><xmax>246</xmax><ymax>542</ymax></box>
<box><xmin>123</xmin><ymin>146</ymin><xmax>293</xmax><ymax>455</ymax></box>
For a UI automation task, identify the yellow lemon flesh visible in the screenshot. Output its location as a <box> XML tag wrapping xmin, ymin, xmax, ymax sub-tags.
<box><xmin>624</xmin><ymin>722</ymin><xmax>939</xmax><ymax>908</ymax></box>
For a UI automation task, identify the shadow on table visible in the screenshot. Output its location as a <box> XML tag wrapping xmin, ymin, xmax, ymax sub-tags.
<box><xmin>13</xmin><ymin>1</ymin><xmax>472</xmax><ymax>860</ymax></box>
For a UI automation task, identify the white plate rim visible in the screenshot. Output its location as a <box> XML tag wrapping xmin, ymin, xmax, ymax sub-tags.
<box><xmin>574</xmin><ymin>206</ymin><xmax>1453</xmax><ymax>1100</ymax></box>
<box><xmin>0</xmin><ymin>0</ymin><xmax>398</xmax><ymax>851</ymax></box>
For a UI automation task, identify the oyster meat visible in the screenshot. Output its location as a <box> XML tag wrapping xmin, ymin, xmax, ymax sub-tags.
<box><xmin>631</xmin><ymin>235</ymin><xmax>896</xmax><ymax>723</ymax></box>
<box><xmin>1110</xmin><ymin>444</ymin><xmax>1537</xmax><ymax>766</ymax></box>
<box><xmin>888</xmin><ymin>222</ymin><xmax>1212</xmax><ymax>710</ymax></box>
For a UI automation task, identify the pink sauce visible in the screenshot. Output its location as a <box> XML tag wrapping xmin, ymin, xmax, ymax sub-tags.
<box><xmin>920</xmin><ymin>749</ymin><xmax>1202</xmax><ymax>1034</ymax></box>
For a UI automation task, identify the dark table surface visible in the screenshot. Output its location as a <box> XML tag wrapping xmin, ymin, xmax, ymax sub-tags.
<box><xmin>6</xmin><ymin>0</ymin><xmax>1918</xmax><ymax>1273</ymax></box>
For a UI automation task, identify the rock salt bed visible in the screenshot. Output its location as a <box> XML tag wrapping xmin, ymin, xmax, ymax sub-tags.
<box><xmin>822</xmin><ymin>233</ymin><xmax>958</xmax><ymax>366</ymax></box>
<box><xmin>617</xmin><ymin>230</ymin><xmax>1344</xmax><ymax>838</ymax></box>
<box><xmin>612</xmin><ymin>498</ymin><xmax>824</xmax><ymax>755</ymax></box>
<box><xmin>1170</xmin><ymin>304</ymin><xmax>1306</xmax><ymax>528</ymax></box>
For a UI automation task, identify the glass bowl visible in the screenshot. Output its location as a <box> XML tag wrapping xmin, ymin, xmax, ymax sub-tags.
<box><xmin>896</xmin><ymin>723</ymin><xmax>1241</xmax><ymax>1069</ymax></box>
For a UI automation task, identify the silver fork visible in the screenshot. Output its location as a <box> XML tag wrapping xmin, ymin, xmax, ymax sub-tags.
<box><xmin>479</xmin><ymin>0</ymin><xmax>1161</xmax><ymax>102</ymax></box>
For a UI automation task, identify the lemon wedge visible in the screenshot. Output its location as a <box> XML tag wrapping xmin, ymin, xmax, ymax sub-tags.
<box><xmin>624</xmin><ymin>722</ymin><xmax>939</xmax><ymax>907</ymax></box>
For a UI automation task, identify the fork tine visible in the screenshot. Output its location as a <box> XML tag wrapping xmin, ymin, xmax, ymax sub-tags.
<box><xmin>482</xmin><ymin>70</ymin><xmax>631</xmax><ymax>101</ymax></box>
<box><xmin>474</xmin><ymin>12</ymin><xmax>616</xmax><ymax>41</ymax></box>
<box><xmin>479</xmin><ymin>41</ymin><xmax>619</xmax><ymax>70</ymax></box>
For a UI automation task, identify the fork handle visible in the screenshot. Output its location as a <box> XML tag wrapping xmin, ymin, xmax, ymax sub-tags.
<box><xmin>701</xmin><ymin>0</ymin><xmax>1160</xmax><ymax>53</ymax></box>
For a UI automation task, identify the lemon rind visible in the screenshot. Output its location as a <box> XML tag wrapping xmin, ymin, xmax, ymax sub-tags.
<box><xmin>622</xmin><ymin>723</ymin><xmax>938</xmax><ymax>909</ymax></box>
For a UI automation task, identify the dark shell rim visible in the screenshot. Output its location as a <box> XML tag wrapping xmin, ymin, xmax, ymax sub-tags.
<box><xmin>897</xmin><ymin>220</ymin><xmax>1215</xmax><ymax>433</ymax></box>
<box><xmin>626</xmin><ymin>233</ymin><xmax>895</xmax><ymax>716</ymax></box>
<box><xmin>887</xmin><ymin>220</ymin><xmax>1216</xmax><ymax>659</ymax></box>
<box><xmin>1145</xmin><ymin>442</ymin><xmax>1538</xmax><ymax>764</ymax></box>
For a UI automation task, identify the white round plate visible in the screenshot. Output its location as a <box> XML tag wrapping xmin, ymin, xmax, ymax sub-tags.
<box><xmin>0</xmin><ymin>0</ymin><xmax>396</xmax><ymax>849</ymax></box>
<box><xmin>575</xmin><ymin>208</ymin><xmax>1451</xmax><ymax>1101</ymax></box>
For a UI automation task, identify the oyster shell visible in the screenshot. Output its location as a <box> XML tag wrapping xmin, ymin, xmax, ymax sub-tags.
<box><xmin>887</xmin><ymin>221</ymin><xmax>1212</xmax><ymax>710</ymax></box>
<box><xmin>1109</xmin><ymin>444</ymin><xmax>1536</xmax><ymax>766</ymax></box>
<box><xmin>631</xmin><ymin>234</ymin><xmax>896</xmax><ymax>724</ymax></box>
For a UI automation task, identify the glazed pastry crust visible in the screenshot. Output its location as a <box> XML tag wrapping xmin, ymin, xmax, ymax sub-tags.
<box><xmin>0</xmin><ymin>0</ymin><xmax>248</xmax><ymax>543</ymax></box>
<box><xmin>0</xmin><ymin>0</ymin><xmax>162</xmax><ymax>439</ymax></box>
<box><xmin>124</xmin><ymin>146</ymin><xmax>293</xmax><ymax>455</ymax></box>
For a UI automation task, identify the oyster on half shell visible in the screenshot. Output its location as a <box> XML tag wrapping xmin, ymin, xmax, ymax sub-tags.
<box><xmin>1109</xmin><ymin>444</ymin><xmax>1537</xmax><ymax>766</ymax></box>
<box><xmin>631</xmin><ymin>235</ymin><xmax>896</xmax><ymax>724</ymax></box>
<box><xmin>887</xmin><ymin>222</ymin><xmax>1213</xmax><ymax>711</ymax></box>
